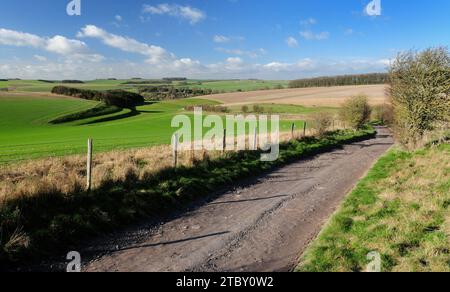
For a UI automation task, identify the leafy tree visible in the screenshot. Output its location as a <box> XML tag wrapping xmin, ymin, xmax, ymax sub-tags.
<box><xmin>339</xmin><ymin>95</ymin><xmax>372</xmax><ymax>129</ymax></box>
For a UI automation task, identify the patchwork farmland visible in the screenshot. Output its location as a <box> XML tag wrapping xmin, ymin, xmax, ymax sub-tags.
<box><xmin>0</xmin><ymin>80</ymin><xmax>385</xmax><ymax>164</ymax></box>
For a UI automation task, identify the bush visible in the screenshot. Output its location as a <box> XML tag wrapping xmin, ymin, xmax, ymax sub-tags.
<box><xmin>312</xmin><ymin>113</ymin><xmax>333</xmax><ymax>136</ymax></box>
<box><xmin>339</xmin><ymin>95</ymin><xmax>372</xmax><ymax>129</ymax></box>
<box><xmin>242</xmin><ymin>105</ymin><xmax>249</xmax><ymax>113</ymax></box>
<box><xmin>185</xmin><ymin>105</ymin><xmax>229</xmax><ymax>113</ymax></box>
<box><xmin>252</xmin><ymin>105</ymin><xmax>264</xmax><ymax>113</ymax></box>
<box><xmin>389</xmin><ymin>47</ymin><xmax>450</xmax><ymax>149</ymax></box>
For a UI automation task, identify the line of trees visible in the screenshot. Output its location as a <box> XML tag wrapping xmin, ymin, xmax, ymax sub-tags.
<box><xmin>138</xmin><ymin>86</ymin><xmax>214</xmax><ymax>100</ymax></box>
<box><xmin>289</xmin><ymin>73</ymin><xmax>389</xmax><ymax>88</ymax></box>
<box><xmin>51</xmin><ymin>86</ymin><xmax>144</xmax><ymax>108</ymax></box>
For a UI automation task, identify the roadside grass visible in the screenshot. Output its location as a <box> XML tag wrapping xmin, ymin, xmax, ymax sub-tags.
<box><xmin>297</xmin><ymin>144</ymin><xmax>450</xmax><ymax>272</ymax></box>
<box><xmin>0</xmin><ymin>128</ymin><xmax>375</xmax><ymax>269</ymax></box>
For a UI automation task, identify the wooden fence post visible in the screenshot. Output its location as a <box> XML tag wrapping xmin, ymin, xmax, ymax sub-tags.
<box><xmin>253</xmin><ymin>126</ymin><xmax>258</xmax><ymax>150</ymax></box>
<box><xmin>222</xmin><ymin>129</ymin><xmax>227</xmax><ymax>154</ymax></box>
<box><xmin>303</xmin><ymin>121</ymin><xmax>307</xmax><ymax>137</ymax></box>
<box><xmin>173</xmin><ymin>133</ymin><xmax>178</xmax><ymax>168</ymax></box>
<box><xmin>291</xmin><ymin>123</ymin><xmax>296</xmax><ymax>140</ymax></box>
<box><xmin>86</xmin><ymin>138</ymin><xmax>93</xmax><ymax>191</ymax></box>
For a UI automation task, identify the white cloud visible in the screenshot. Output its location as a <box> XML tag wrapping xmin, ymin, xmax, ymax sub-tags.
<box><xmin>213</xmin><ymin>35</ymin><xmax>230</xmax><ymax>43</ymax></box>
<box><xmin>300</xmin><ymin>18</ymin><xmax>317</xmax><ymax>26</ymax></box>
<box><xmin>0</xmin><ymin>28</ymin><xmax>103</xmax><ymax>62</ymax></box>
<box><xmin>45</xmin><ymin>35</ymin><xmax>87</xmax><ymax>55</ymax></box>
<box><xmin>226</xmin><ymin>57</ymin><xmax>243</xmax><ymax>64</ymax></box>
<box><xmin>115</xmin><ymin>15</ymin><xmax>123</xmax><ymax>22</ymax></box>
<box><xmin>0</xmin><ymin>27</ymin><xmax>390</xmax><ymax>80</ymax></box>
<box><xmin>300</xmin><ymin>30</ymin><xmax>330</xmax><ymax>41</ymax></box>
<box><xmin>0</xmin><ymin>28</ymin><xmax>45</xmax><ymax>48</ymax></box>
<box><xmin>77</xmin><ymin>25</ymin><xmax>171</xmax><ymax>64</ymax></box>
<box><xmin>0</xmin><ymin>56</ymin><xmax>390</xmax><ymax>80</ymax></box>
<box><xmin>286</xmin><ymin>36</ymin><xmax>299</xmax><ymax>48</ymax></box>
<box><xmin>344</xmin><ymin>28</ymin><xmax>354</xmax><ymax>35</ymax></box>
<box><xmin>33</xmin><ymin>55</ymin><xmax>47</xmax><ymax>62</ymax></box>
<box><xmin>142</xmin><ymin>3</ymin><xmax>206</xmax><ymax>24</ymax></box>
<box><xmin>215</xmin><ymin>47</ymin><xmax>266</xmax><ymax>58</ymax></box>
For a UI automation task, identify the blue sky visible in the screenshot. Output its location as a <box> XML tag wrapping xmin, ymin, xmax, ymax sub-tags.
<box><xmin>0</xmin><ymin>0</ymin><xmax>449</xmax><ymax>80</ymax></box>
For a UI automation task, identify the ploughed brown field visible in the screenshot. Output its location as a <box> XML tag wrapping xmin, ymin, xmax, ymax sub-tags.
<box><xmin>199</xmin><ymin>84</ymin><xmax>388</xmax><ymax>107</ymax></box>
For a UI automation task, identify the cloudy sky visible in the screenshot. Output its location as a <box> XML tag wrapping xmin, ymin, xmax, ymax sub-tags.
<box><xmin>0</xmin><ymin>0</ymin><xmax>449</xmax><ymax>80</ymax></box>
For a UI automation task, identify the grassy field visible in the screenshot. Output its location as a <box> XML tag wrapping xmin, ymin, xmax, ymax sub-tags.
<box><xmin>0</xmin><ymin>79</ymin><xmax>289</xmax><ymax>93</ymax></box>
<box><xmin>297</xmin><ymin>144</ymin><xmax>450</xmax><ymax>272</ymax></box>
<box><xmin>0</xmin><ymin>94</ymin><xmax>309</xmax><ymax>164</ymax></box>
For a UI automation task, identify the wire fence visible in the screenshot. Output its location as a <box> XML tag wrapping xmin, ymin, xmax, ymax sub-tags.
<box><xmin>0</xmin><ymin>119</ymin><xmax>352</xmax><ymax>166</ymax></box>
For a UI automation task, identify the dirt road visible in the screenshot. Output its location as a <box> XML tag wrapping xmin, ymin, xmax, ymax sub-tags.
<box><xmin>84</xmin><ymin>127</ymin><xmax>393</xmax><ymax>272</ymax></box>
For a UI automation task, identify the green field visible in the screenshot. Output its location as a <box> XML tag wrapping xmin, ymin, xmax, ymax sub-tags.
<box><xmin>0</xmin><ymin>94</ymin><xmax>307</xmax><ymax>164</ymax></box>
<box><xmin>0</xmin><ymin>79</ymin><xmax>289</xmax><ymax>93</ymax></box>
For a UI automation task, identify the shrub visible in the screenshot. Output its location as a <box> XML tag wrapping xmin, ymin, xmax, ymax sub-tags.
<box><xmin>389</xmin><ymin>47</ymin><xmax>450</xmax><ymax>149</ymax></box>
<box><xmin>339</xmin><ymin>95</ymin><xmax>372</xmax><ymax>129</ymax></box>
<box><xmin>311</xmin><ymin>113</ymin><xmax>333</xmax><ymax>136</ymax></box>
<box><xmin>185</xmin><ymin>105</ymin><xmax>229</xmax><ymax>113</ymax></box>
<box><xmin>252</xmin><ymin>105</ymin><xmax>264</xmax><ymax>113</ymax></box>
<box><xmin>242</xmin><ymin>105</ymin><xmax>249</xmax><ymax>113</ymax></box>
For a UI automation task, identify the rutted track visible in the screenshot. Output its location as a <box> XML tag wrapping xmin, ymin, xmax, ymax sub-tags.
<box><xmin>84</xmin><ymin>127</ymin><xmax>393</xmax><ymax>272</ymax></box>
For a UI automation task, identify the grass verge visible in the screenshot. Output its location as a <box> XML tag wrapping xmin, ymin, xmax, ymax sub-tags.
<box><xmin>297</xmin><ymin>143</ymin><xmax>450</xmax><ymax>272</ymax></box>
<box><xmin>0</xmin><ymin>128</ymin><xmax>375</xmax><ymax>269</ymax></box>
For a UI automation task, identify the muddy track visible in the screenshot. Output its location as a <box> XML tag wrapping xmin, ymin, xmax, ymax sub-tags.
<box><xmin>84</xmin><ymin>127</ymin><xmax>393</xmax><ymax>272</ymax></box>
